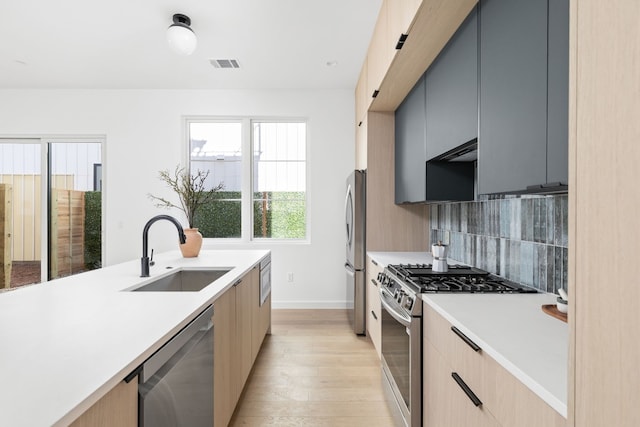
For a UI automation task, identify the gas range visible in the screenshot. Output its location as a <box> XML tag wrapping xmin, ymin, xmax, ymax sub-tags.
<box><xmin>380</xmin><ymin>263</ymin><xmax>536</xmax><ymax>303</ymax></box>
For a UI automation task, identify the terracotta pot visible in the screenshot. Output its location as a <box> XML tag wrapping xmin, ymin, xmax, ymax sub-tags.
<box><xmin>179</xmin><ymin>228</ymin><xmax>203</xmax><ymax>258</ymax></box>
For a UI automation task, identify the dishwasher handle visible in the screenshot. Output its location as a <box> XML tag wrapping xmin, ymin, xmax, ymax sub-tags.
<box><xmin>139</xmin><ymin>305</ymin><xmax>213</xmax><ymax>385</ymax></box>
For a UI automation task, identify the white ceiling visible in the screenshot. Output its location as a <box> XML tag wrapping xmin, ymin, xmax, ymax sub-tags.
<box><xmin>0</xmin><ymin>0</ymin><xmax>382</xmax><ymax>90</ymax></box>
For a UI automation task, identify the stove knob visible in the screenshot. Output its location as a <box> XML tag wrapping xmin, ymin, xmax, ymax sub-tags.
<box><xmin>404</xmin><ymin>297</ymin><xmax>414</xmax><ymax>311</ymax></box>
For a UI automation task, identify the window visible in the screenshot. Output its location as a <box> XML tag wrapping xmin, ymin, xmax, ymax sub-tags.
<box><xmin>187</xmin><ymin>118</ymin><xmax>307</xmax><ymax>241</ymax></box>
<box><xmin>253</xmin><ymin>122</ymin><xmax>306</xmax><ymax>239</ymax></box>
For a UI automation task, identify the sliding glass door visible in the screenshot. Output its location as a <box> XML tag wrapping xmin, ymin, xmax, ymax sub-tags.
<box><xmin>0</xmin><ymin>138</ymin><xmax>103</xmax><ymax>289</ymax></box>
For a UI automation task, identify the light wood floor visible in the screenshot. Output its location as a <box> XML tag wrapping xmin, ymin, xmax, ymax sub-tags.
<box><xmin>229</xmin><ymin>309</ymin><xmax>395</xmax><ymax>426</ymax></box>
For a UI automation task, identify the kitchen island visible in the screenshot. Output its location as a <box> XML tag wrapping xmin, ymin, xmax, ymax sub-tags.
<box><xmin>0</xmin><ymin>249</ymin><xmax>269</xmax><ymax>427</ymax></box>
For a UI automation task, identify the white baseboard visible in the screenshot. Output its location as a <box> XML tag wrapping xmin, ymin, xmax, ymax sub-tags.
<box><xmin>271</xmin><ymin>300</ymin><xmax>354</xmax><ymax>309</ymax></box>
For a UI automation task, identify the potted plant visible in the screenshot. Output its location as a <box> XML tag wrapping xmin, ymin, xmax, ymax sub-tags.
<box><xmin>148</xmin><ymin>165</ymin><xmax>224</xmax><ymax>257</ymax></box>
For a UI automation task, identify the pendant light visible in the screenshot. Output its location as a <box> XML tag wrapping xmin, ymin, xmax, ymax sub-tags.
<box><xmin>166</xmin><ymin>14</ymin><xmax>197</xmax><ymax>56</ymax></box>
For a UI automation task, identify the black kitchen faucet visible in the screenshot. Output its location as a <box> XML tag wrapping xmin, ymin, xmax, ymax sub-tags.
<box><xmin>141</xmin><ymin>215</ymin><xmax>186</xmax><ymax>277</ymax></box>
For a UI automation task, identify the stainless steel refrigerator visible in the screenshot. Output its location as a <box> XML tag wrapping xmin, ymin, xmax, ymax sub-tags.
<box><xmin>345</xmin><ymin>170</ymin><xmax>366</xmax><ymax>335</ymax></box>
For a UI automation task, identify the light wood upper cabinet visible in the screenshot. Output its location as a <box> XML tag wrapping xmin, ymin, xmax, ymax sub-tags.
<box><xmin>367</xmin><ymin>1</ymin><xmax>391</xmax><ymax>103</ymax></box>
<box><xmin>388</xmin><ymin>0</ymin><xmax>422</xmax><ymax>46</ymax></box>
<box><xmin>70</xmin><ymin>380</ymin><xmax>137</xmax><ymax>427</ymax></box>
<box><xmin>355</xmin><ymin>61</ymin><xmax>368</xmax><ymax>125</ymax></box>
<box><xmin>355</xmin><ymin>116</ymin><xmax>368</xmax><ymax>170</ymax></box>
<box><xmin>366</xmin><ymin>0</ymin><xmax>424</xmax><ymax>108</ymax></box>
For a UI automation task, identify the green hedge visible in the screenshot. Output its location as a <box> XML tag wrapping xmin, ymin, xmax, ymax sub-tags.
<box><xmin>193</xmin><ymin>191</ymin><xmax>306</xmax><ymax>239</ymax></box>
<box><xmin>194</xmin><ymin>192</ymin><xmax>242</xmax><ymax>238</ymax></box>
<box><xmin>84</xmin><ymin>192</ymin><xmax>102</xmax><ymax>269</ymax></box>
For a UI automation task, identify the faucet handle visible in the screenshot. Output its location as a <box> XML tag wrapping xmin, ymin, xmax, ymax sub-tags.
<box><xmin>150</xmin><ymin>249</ymin><xmax>155</xmax><ymax>266</ymax></box>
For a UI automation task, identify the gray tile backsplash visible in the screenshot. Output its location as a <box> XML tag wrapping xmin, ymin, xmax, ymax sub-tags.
<box><xmin>430</xmin><ymin>194</ymin><xmax>568</xmax><ymax>293</ymax></box>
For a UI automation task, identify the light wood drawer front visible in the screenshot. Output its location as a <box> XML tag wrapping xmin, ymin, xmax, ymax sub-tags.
<box><xmin>424</xmin><ymin>303</ymin><xmax>488</xmax><ymax>400</ymax></box>
<box><xmin>366</xmin><ymin>257</ymin><xmax>383</xmax><ymax>358</ymax></box>
<box><xmin>423</xmin><ymin>340</ymin><xmax>499</xmax><ymax>427</ymax></box>
<box><xmin>482</xmin><ymin>354</ymin><xmax>566</xmax><ymax>427</ymax></box>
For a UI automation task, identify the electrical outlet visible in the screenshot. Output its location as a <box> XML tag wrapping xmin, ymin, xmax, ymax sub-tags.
<box><xmin>287</xmin><ymin>272</ymin><xmax>294</xmax><ymax>283</ymax></box>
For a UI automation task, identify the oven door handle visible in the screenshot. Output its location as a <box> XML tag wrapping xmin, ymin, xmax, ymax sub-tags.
<box><xmin>380</xmin><ymin>293</ymin><xmax>412</xmax><ymax>327</ymax></box>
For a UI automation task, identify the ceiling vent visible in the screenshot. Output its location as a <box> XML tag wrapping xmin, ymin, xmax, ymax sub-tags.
<box><xmin>209</xmin><ymin>59</ymin><xmax>240</xmax><ymax>69</ymax></box>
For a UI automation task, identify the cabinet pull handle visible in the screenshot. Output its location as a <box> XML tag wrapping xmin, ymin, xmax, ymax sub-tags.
<box><xmin>372</xmin><ymin>89</ymin><xmax>379</xmax><ymax>98</ymax></box>
<box><xmin>233</xmin><ymin>279</ymin><xmax>242</xmax><ymax>287</ymax></box>
<box><xmin>395</xmin><ymin>33</ymin><xmax>408</xmax><ymax>50</ymax></box>
<box><xmin>371</xmin><ymin>310</ymin><xmax>378</xmax><ymax>320</ymax></box>
<box><xmin>451</xmin><ymin>372</ymin><xmax>482</xmax><ymax>407</ymax></box>
<box><xmin>451</xmin><ymin>326</ymin><xmax>481</xmax><ymax>352</ymax></box>
<box><xmin>370</xmin><ymin>278</ymin><xmax>378</xmax><ymax>287</ymax></box>
<box><xmin>372</xmin><ymin>259</ymin><xmax>378</xmax><ymax>266</ymax></box>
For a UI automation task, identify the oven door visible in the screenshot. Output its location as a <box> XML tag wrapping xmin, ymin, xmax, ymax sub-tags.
<box><xmin>380</xmin><ymin>293</ymin><xmax>422</xmax><ymax>427</ymax></box>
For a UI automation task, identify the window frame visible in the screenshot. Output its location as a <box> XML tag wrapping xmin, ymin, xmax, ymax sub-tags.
<box><xmin>183</xmin><ymin>116</ymin><xmax>310</xmax><ymax>244</ymax></box>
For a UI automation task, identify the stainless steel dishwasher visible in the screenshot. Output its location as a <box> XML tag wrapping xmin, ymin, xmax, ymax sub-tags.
<box><xmin>135</xmin><ymin>305</ymin><xmax>213</xmax><ymax>427</ymax></box>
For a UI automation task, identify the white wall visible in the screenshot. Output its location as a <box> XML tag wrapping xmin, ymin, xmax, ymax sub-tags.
<box><xmin>0</xmin><ymin>89</ymin><xmax>355</xmax><ymax>308</ymax></box>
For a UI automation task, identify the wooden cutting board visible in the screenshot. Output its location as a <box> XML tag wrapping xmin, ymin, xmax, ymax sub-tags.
<box><xmin>542</xmin><ymin>304</ymin><xmax>567</xmax><ymax>323</ymax></box>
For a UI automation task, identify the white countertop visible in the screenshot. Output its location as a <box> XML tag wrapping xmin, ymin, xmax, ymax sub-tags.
<box><xmin>0</xmin><ymin>249</ymin><xmax>269</xmax><ymax>427</ymax></box>
<box><xmin>368</xmin><ymin>251</ymin><xmax>568</xmax><ymax>418</ymax></box>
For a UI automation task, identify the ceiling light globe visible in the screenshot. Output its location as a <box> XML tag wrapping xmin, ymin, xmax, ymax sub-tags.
<box><xmin>166</xmin><ymin>24</ymin><xmax>197</xmax><ymax>56</ymax></box>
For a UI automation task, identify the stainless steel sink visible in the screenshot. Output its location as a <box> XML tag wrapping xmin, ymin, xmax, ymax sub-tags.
<box><xmin>130</xmin><ymin>268</ymin><xmax>233</xmax><ymax>292</ymax></box>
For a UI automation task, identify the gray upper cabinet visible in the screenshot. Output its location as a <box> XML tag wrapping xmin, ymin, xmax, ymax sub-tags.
<box><xmin>547</xmin><ymin>0</ymin><xmax>569</xmax><ymax>185</ymax></box>
<box><xmin>426</xmin><ymin>6</ymin><xmax>478</xmax><ymax>160</ymax></box>
<box><xmin>478</xmin><ymin>0</ymin><xmax>548</xmax><ymax>195</ymax></box>
<box><xmin>395</xmin><ymin>75</ymin><xmax>426</xmax><ymax>204</ymax></box>
<box><xmin>478</xmin><ymin>0</ymin><xmax>569</xmax><ymax>194</ymax></box>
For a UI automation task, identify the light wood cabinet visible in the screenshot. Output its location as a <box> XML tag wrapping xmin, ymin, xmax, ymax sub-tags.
<box><xmin>368</xmin><ymin>0</ymin><xmax>477</xmax><ymax>112</ymax></box>
<box><xmin>423</xmin><ymin>340</ymin><xmax>498</xmax><ymax>427</ymax></box>
<box><xmin>388</xmin><ymin>0</ymin><xmax>422</xmax><ymax>45</ymax></box>
<box><xmin>251</xmin><ymin>266</ymin><xmax>270</xmax><ymax>364</ymax></box>
<box><xmin>70</xmin><ymin>379</ymin><xmax>137</xmax><ymax>427</ymax></box>
<box><xmin>367</xmin><ymin>1</ymin><xmax>391</xmax><ymax>103</ymax></box>
<box><xmin>213</xmin><ymin>283</ymin><xmax>237</xmax><ymax>427</ymax></box>
<box><xmin>355</xmin><ymin>61</ymin><xmax>369</xmax><ymax>126</ymax></box>
<box><xmin>365</xmin><ymin>111</ymin><xmax>429</xmax><ymax>251</ymax></box>
<box><xmin>365</xmin><ymin>256</ymin><xmax>383</xmax><ymax>358</ymax></box>
<box><xmin>568</xmin><ymin>1</ymin><xmax>640</xmax><ymax>426</ymax></box>
<box><xmin>235</xmin><ymin>274</ymin><xmax>253</xmax><ymax>389</ymax></box>
<box><xmin>355</xmin><ymin>116</ymin><xmax>367</xmax><ymax>170</ymax></box>
<box><xmin>214</xmin><ymin>265</ymin><xmax>271</xmax><ymax>427</ymax></box>
<box><xmin>423</xmin><ymin>303</ymin><xmax>565</xmax><ymax>427</ymax></box>
<box><xmin>366</xmin><ymin>0</ymin><xmax>426</xmax><ymax>109</ymax></box>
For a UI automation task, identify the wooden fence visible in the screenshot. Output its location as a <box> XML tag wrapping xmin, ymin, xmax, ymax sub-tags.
<box><xmin>0</xmin><ymin>174</ymin><xmax>74</xmax><ymax>262</ymax></box>
<box><xmin>50</xmin><ymin>189</ymin><xmax>86</xmax><ymax>279</ymax></box>
<box><xmin>1</xmin><ymin>184</ymin><xmax>11</xmax><ymax>289</ymax></box>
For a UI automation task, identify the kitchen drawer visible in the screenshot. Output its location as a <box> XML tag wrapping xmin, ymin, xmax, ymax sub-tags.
<box><xmin>423</xmin><ymin>339</ymin><xmax>499</xmax><ymax>427</ymax></box>
<box><xmin>482</xmin><ymin>354</ymin><xmax>566</xmax><ymax>427</ymax></box>
<box><xmin>423</xmin><ymin>303</ymin><xmax>565</xmax><ymax>427</ymax></box>
<box><xmin>424</xmin><ymin>303</ymin><xmax>489</xmax><ymax>401</ymax></box>
<box><xmin>366</xmin><ymin>256</ymin><xmax>383</xmax><ymax>358</ymax></box>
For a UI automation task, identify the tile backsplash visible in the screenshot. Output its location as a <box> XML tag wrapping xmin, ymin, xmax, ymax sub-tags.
<box><xmin>429</xmin><ymin>194</ymin><xmax>568</xmax><ymax>293</ymax></box>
